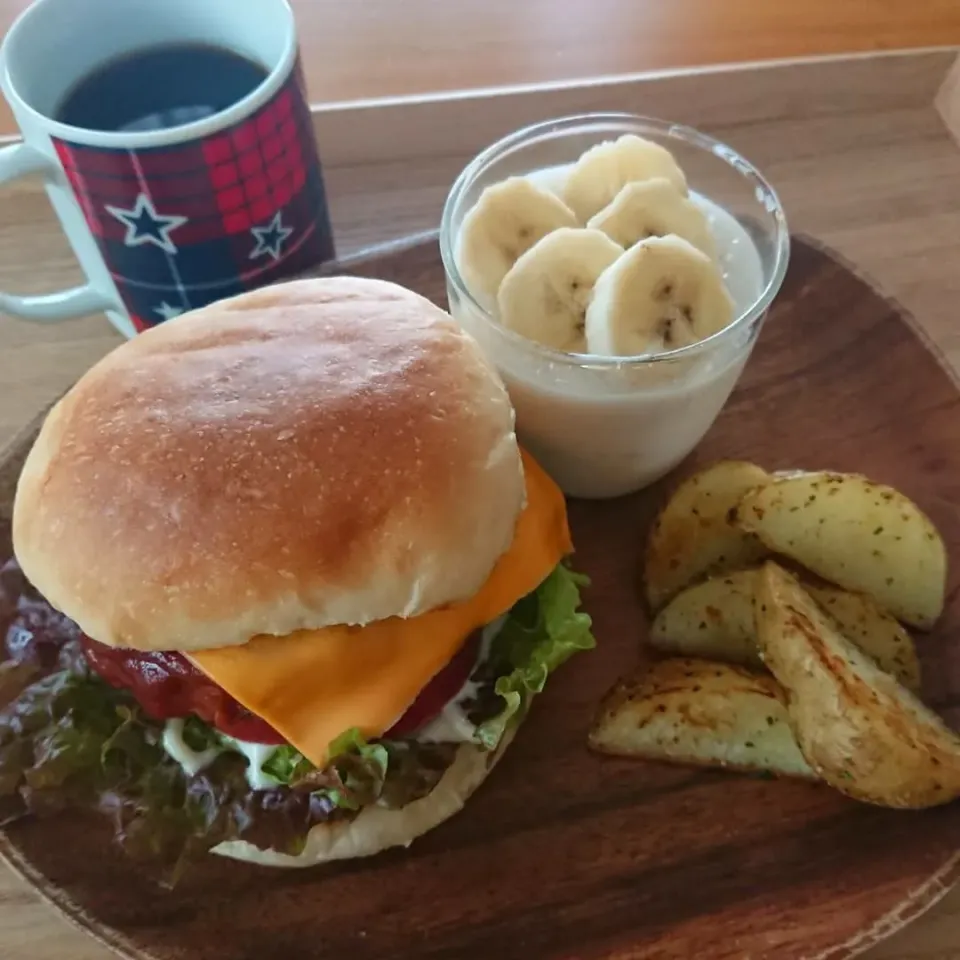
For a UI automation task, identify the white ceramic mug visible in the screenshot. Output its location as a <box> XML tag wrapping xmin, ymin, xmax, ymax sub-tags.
<box><xmin>0</xmin><ymin>0</ymin><xmax>334</xmax><ymax>338</ymax></box>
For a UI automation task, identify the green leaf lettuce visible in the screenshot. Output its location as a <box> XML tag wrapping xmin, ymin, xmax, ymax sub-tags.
<box><xmin>476</xmin><ymin>563</ymin><xmax>595</xmax><ymax>749</ymax></box>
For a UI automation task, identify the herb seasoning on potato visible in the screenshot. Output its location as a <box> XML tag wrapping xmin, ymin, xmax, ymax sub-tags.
<box><xmin>591</xmin><ymin>456</ymin><xmax>954</xmax><ymax>812</ymax></box>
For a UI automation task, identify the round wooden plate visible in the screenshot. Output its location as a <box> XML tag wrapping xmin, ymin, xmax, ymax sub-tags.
<box><xmin>2</xmin><ymin>235</ymin><xmax>960</xmax><ymax>960</ymax></box>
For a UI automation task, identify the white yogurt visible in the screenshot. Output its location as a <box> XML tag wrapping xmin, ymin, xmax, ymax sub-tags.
<box><xmin>450</xmin><ymin>171</ymin><xmax>767</xmax><ymax>499</ymax></box>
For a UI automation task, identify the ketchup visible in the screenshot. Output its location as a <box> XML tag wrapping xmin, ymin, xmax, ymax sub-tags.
<box><xmin>81</xmin><ymin>639</ymin><xmax>288</xmax><ymax>744</ymax></box>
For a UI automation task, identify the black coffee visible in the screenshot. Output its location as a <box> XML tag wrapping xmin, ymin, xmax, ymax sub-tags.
<box><xmin>55</xmin><ymin>42</ymin><xmax>269</xmax><ymax>133</ymax></box>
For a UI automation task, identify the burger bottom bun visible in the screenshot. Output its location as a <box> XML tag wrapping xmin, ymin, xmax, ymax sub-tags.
<box><xmin>211</xmin><ymin>724</ymin><xmax>518</xmax><ymax>868</ymax></box>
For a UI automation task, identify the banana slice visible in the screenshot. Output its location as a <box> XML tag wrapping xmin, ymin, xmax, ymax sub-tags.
<box><xmin>455</xmin><ymin>176</ymin><xmax>578</xmax><ymax>310</ymax></box>
<box><xmin>588</xmin><ymin>178</ymin><xmax>717</xmax><ymax>260</ymax></box>
<box><xmin>498</xmin><ymin>228</ymin><xmax>624</xmax><ymax>353</ymax></box>
<box><xmin>562</xmin><ymin>135</ymin><xmax>688</xmax><ymax>223</ymax></box>
<box><xmin>585</xmin><ymin>234</ymin><xmax>734</xmax><ymax>357</ymax></box>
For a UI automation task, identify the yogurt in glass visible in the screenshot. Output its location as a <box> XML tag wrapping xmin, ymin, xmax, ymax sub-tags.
<box><xmin>440</xmin><ymin>114</ymin><xmax>789</xmax><ymax>499</ymax></box>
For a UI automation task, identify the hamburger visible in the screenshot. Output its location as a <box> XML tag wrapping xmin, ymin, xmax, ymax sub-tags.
<box><xmin>2</xmin><ymin>277</ymin><xmax>594</xmax><ymax>879</ymax></box>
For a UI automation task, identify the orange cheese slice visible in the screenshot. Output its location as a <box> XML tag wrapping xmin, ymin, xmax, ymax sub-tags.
<box><xmin>189</xmin><ymin>450</ymin><xmax>571</xmax><ymax>765</ymax></box>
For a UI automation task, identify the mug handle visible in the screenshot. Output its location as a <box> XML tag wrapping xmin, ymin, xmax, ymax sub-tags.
<box><xmin>0</xmin><ymin>142</ymin><xmax>117</xmax><ymax>322</ymax></box>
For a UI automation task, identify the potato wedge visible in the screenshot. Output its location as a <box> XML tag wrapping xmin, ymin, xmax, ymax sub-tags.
<box><xmin>736</xmin><ymin>471</ymin><xmax>947</xmax><ymax>629</ymax></box>
<box><xmin>587</xmin><ymin>657</ymin><xmax>816</xmax><ymax>780</ymax></box>
<box><xmin>649</xmin><ymin>569</ymin><xmax>921</xmax><ymax>691</ymax></box>
<box><xmin>755</xmin><ymin>561</ymin><xmax>960</xmax><ymax>808</ymax></box>
<box><xmin>648</xmin><ymin>569</ymin><xmax>762</xmax><ymax>668</ymax></box>
<box><xmin>644</xmin><ymin>460</ymin><xmax>772</xmax><ymax>611</ymax></box>
<box><xmin>805</xmin><ymin>583</ymin><xmax>920</xmax><ymax>693</ymax></box>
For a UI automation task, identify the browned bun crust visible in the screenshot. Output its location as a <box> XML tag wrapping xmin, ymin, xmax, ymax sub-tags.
<box><xmin>12</xmin><ymin>277</ymin><xmax>524</xmax><ymax>652</ymax></box>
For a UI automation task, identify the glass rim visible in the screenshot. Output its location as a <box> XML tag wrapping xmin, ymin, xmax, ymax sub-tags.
<box><xmin>439</xmin><ymin>112</ymin><xmax>791</xmax><ymax>370</ymax></box>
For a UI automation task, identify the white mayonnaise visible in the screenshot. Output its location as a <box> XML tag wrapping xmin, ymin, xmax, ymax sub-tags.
<box><xmin>161</xmin><ymin>719</ymin><xmax>282</xmax><ymax>791</ymax></box>
<box><xmin>415</xmin><ymin>700</ymin><xmax>478</xmax><ymax>744</ymax></box>
<box><xmin>218</xmin><ymin>736</ymin><xmax>284</xmax><ymax>791</ymax></box>
<box><xmin>415</xmin><ymin>615</ymin><xmax>505</xmax><ymax>744</ymax></box>
<box><xmin>161</xmin><ymin>718</ymin><xmax>224</xmax><ymax>778</ymax></box>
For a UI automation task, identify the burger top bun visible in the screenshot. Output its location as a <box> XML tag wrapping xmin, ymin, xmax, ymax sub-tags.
<box><xmin>12</xmin><ymin>277</ymin><xmax>525</xmax><ymax>652</ymax></box>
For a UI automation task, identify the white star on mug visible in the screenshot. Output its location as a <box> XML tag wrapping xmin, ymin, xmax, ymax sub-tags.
<box><xmin>105</xmin><ymin>194</ymin><xmax>188</xmax><ymax>255</ymax></box>
<box><xmin>249</xmin><ymin>210</ymin><xmax>294</xmax><ymax>262</ymax></box>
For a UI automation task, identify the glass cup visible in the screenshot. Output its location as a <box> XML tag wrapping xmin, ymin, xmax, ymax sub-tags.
<box><xmin>440</xmin><ymin>113</ymin><xmax>789</xmax><ymax>499</ymax></box>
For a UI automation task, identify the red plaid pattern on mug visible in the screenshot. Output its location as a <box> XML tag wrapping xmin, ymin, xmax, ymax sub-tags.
<box><xmin>52</xmin><ymin>68</ymin><xmax>334</xmax><ymax>331</ymax></box>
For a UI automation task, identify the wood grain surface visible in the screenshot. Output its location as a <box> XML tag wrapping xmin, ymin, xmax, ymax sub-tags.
<box><xmin>4</xmin><ymin>49</ymin><xmax>960</xmax><ymax>453</ymax></box>
<box><xmin>0</xmin><ymin>45</ymin><xmax>960</xmax><ymax>960</ymax></box>
<box><xmin>1</xmin><ymin>0</ymin><xmax>960</xmax><ymax>136</ymax></box>
<box><xmin>4</xmin><ymin>233</ymin><xmax>960</xmax><ymax>960</ymax></box>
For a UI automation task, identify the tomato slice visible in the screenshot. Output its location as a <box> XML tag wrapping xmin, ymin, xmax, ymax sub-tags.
<box><xmin>385</xmin><ymin>629</ymin><xmax>482</xmax><ymax>738</ymax></box>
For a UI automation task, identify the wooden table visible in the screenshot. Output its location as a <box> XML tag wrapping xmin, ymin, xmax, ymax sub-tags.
<box><xmin>2</xmin><ymin>3</ymin><xmax>960</xmax><ymax>957</ymax></box>
<box><xmin>1</xmin><ymin>0</ymin><xmax>960</xmax><ymax>134</ymax></box>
